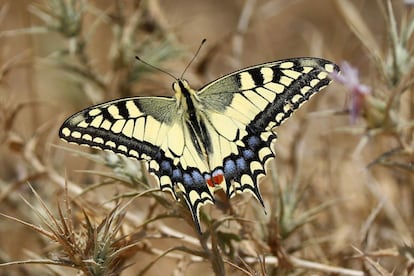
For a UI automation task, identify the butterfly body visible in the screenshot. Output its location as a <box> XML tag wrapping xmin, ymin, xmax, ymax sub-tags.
<box><xmin>60</xmin><ymin>57</ymin><xmax>339</xmax><ymax>232</ymax></box>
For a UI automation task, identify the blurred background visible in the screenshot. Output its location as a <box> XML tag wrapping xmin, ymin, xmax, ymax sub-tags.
<box><xmin>1</xmin><ymin>0</ymin><xmax>413</xmax><ymax>275</ymax></box>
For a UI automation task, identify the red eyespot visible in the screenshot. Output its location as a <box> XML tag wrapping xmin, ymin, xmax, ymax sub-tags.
<box><xmin>205</xmin><ymin>170</ymin><xmax>224</xmax><ymax>187</ymax></box>
<box><xmin>206</xmin><ymin>177</ymin><xmax>214</xmax><ymax>187</ymax></box>
<box><xmin>213</xmin><ymin>173</ymin><xmax>224</xmax><ymax>185</ymax></box>
<box><xmin>206</xmin><ymin>174</ymin><xmax>224</xmax><ymax>188</ymax></box>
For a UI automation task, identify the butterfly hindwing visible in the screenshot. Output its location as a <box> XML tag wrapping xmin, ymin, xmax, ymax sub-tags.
<box><xmin>59</xmin><ymin>57</ymin><xmax>339</xmax><ymax>232</ymax></box>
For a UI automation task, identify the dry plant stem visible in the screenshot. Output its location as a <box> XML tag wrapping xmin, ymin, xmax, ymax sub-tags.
<box><xmin>209</xmin><ymin>231</ymin><xmax>226</xmax><ymax>276</ymax></box>
<box><xmin>146</xmin><ymin>0</ymin><xmax>170</xmax><ymax>32</ymax></box>
<box><xmin>20</xmin><ymin>8</ymin><xmax>39</xmax><ymax>132</ymax></box>
<box><xmin>352</xmin><ymin>246</ymin><xmax>392</xmax><ymax>276</ymax></box>
<box><xmin>334</xmin><ymin>0</ymin><xmax>383</xmax><ymax>68</ymax></box>
<box><xmin>288</xmin><ymin>256</ymin><xmax>364</xmax><ymax>276</ymax></box>
<box><xmin>223</xmin><ymin>259</ymin><xmax>254</xmax><ymax>275</ymax></box>
<box><xmin>232</xmin><ymin>0</ymin><xmax>256</xmax><ymax>68</ymax></box>
<box><xmin>256</xmin><ymin>0</ymin><xmax>300</xmax><ymax>21</ymax></box>
<box><xmin>358</xmin><ymin>162</ymin><xmax>412</xmax><ymax>243</ymax></box>
<box><xmin>145</xmin><ymin>245</ymin><xmax>364</xmax><ymax>276</ymax></box>
<box><xmin>359</xmin><ymin>200</ymin><xmax>385</xmax><ymax>246</ymax></box>
<box><xmin>360</xmin><ymin>137</ymin><xmax>412</xmax><ymax>202</ymax></box>
<box><xmin>159</xmin><ymin>223</ymin><xmax>365</xmax><ymax>275</ymax></box>
<box><xmin>0</xmin><ymin>171</ymin><xmax>46</xmax><ymax>203</ymax></box>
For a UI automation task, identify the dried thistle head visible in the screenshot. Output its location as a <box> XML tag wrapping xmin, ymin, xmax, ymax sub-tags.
<box><xmin>0</xmin><ymin>184</ymin><xmax>145</xmax><ymax>275</ymax></box>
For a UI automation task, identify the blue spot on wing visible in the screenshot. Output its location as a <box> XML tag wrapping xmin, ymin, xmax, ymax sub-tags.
<box><xmin>160</xmin><ymin>160</ymin><xmax>172</xmax><ymax>175</ymax></box>
<box><xmin>236</xmin><ymin>157</ymin><xmax>247</xmax><ymax>172</ymax></box>
<box><xmin>192</xmin><ymin>170</ymin><xmax>205</xmax><ymax>185</ymax></box>
<box><xmin>183</xmin><ymin>173</ymin><xmax>193</xmax><ymax>186</ymax></box>
<box><xmin>242</xmin><ymin>149</ymin><xmax>255</xmax><ymax>160</ymax></box>
<box><xmin>247</xmin><ymin>135</ymin><xmax>261</xmax><ymax>149</ymax></box>
<box><xmin>224</xmin><ymin>159</ymin><xmax>237</xmax><ymax>179</ymax></box>
<box><xmin>172</xmin><ymin>168</ymin><xmax>182</xmax><ymax>181</ymax></box>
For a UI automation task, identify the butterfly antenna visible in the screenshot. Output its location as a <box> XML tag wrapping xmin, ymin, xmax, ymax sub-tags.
<box><xmin>135</xmin><ymin>56</ymin><xmax>177</xmax><ymax>80</ymax></box>
<box><xmin>180</xmin><ymin>38</ymin><xmax>207</xmax><ymax>79</ymax></box>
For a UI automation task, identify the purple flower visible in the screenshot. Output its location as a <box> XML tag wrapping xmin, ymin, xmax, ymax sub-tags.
<box><xmin>331</xmin><ymin>62</ymin><xmax>371</xmax><ymax>124</ymax></box>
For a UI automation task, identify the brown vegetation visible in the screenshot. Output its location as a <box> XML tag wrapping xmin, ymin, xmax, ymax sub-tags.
<box><xmin>0</xmin><ymin>0</ymin><xmax>413</xmax><ymax>275</ymax></box>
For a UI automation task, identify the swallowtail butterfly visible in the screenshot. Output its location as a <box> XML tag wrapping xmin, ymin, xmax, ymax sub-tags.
<box><xmin>59</xmin><ymin>56</ymin><xmax>339</xmax><ymax>232</ymax></box>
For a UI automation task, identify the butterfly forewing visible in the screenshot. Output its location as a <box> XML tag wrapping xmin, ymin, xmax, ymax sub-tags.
<box><xmin>59</xmin><ymin>57</ymin><xmax>339</xmax><ymax>232</ymax></box>
<box><xmin>60</xmin><ymin>97</ymin><xmax>177</xmax><ymax>159</ymax></box>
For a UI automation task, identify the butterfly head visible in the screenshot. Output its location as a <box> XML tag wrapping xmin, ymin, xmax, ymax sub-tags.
<box><xmin>172</xmin><ymin>79</ymin><xmax>195</xmax><ymax>98</ymax></box>
<box><xmin>173</xmin><ymin>79</ymin><xmax>189</xmax><ymax>92</ymax></box>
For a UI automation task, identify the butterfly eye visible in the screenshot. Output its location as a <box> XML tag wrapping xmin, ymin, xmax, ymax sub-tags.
<box><xmin>172</xmin><ymin>82</ymin><xmax>178</xmax><ymax>91</ymax></box>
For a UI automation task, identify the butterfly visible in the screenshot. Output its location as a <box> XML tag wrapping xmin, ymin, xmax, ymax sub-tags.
<box><xmin>59</xmin><ymin>57</ymin><xmax>339</xmax><ymax>232</ymax></box>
